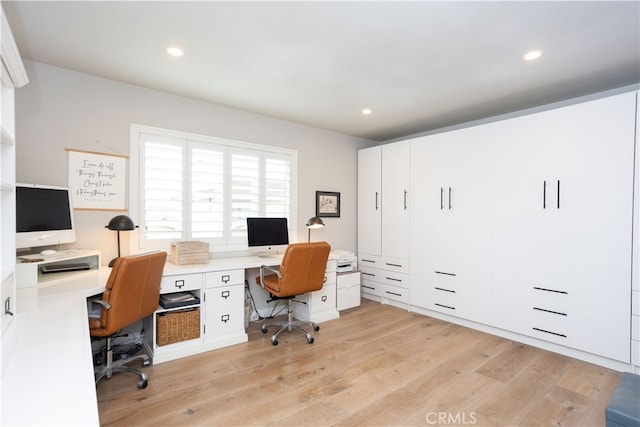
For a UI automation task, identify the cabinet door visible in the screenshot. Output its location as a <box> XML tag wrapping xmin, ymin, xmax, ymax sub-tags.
<box><xmin>410</xmin><ymin>130</ymin><xmax>493</xmax><ymax>320</ymax></box>
<box><xmin>492</xmin><ymin>92</ymin><xmax>636</xmax><ymax>361</ymax></box>
<box><xmin>358</xmin><ymin>146</ymin><xmax>382</xmax><ymax>256</ymax></box>
<box><xmin>382</xmin><ymin>141</ymin><xmax>410</xmax><ymax>260</ymax></box>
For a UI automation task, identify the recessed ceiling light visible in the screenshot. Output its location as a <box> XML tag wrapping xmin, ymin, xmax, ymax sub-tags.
<box><xmin>166</xmin><ymin>46</ymin><xmax>184</xmax><ymax>57</ymax></box>
<box><xmin>361</xmin><ymin>108</ymin><xmax>373</xmax><ymax>115</ymax></box>
<box><xmin>523</xmin><ymin>49</ymin><xmax>542</xmax><ymax>61</ymax></box>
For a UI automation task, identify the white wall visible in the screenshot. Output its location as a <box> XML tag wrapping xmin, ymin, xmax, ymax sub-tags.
<box><xmin>15</xmin><ymin>60</ymin><xmax>375</xmax><ymax>263</ymax></box>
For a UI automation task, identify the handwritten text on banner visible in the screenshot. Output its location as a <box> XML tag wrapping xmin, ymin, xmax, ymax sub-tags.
<box><xmin>67</xmin><ymin>149</ymin><xmax>126</xmax><ymax>210</ymax></box>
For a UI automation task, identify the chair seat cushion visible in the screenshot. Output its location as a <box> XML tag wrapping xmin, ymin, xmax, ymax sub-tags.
<box><xmin>257</xmin><ymin>274</ymin><xmax>281</xmax><ymax>294</ymax></box>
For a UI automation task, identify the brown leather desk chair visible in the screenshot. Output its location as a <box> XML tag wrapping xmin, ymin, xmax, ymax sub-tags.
<box><xmin>257</xmin><ymin>241</ymin><xmax>331</xmax><ymax>345</ymax></box>
<box><xmin>89</xmin><ymin>251</ymin><xmax>166</xmax><ymax>389</ymax></box>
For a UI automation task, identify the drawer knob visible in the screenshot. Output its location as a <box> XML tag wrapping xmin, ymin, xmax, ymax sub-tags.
<box><xmin>175</xmin><ymin>279</ymin><xmax>185</xmax><ymax>289</ymax></box>
<box><xmin>221</xmin><ymin>314</ymin><xmax>230</xmax><ymax>323</ymax></box>
<box><xmin>222</xmin><ymin>275</ymin><xmax>230</xmax><ymax>283</ymax></box>
<box><xmin>221</xmin><ymin>290</ymin><xmax>230</xmax><ymax>299</ymax></box>
<box><xmin>321</xmin><ymin>295</ymin><xmax>328</xmax><ymax>302</ymax></box>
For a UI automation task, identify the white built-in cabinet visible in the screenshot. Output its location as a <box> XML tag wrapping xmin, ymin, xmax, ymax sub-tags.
<box><xmin>489</xmin><ymin>92</ymin><xmax>636</xmax><ymax>362</ymax></box>
<box><xmin>358</xmin><ymin>142</ymin><xmax>411</xmax><ymax>307</ymax></box>
<box><xmin>0</xmin><ymin>6</ymin><xmax>28</xmax><ymax>345</ymax></box>
<box><xmin>410</xmin><ymin>127</ymin><xmax>494</xmax><ymax>323</ymax></box>
<box><xmin>410</xmin><ymin>91</ymin><xmax>638</xmax><ymax>365</ymax></box>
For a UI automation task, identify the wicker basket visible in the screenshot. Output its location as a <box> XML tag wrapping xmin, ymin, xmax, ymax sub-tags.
<box><xmin>170</xmin><ymin>241</ymin><xmax>209</xmax><ymax>265</ymax></box>
<box><xmin>156</xmin><ymin>308</ymin><xmax>200</xmax><ymax>346</ymax></box>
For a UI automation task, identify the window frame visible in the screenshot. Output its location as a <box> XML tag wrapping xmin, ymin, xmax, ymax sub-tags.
<box><xmin>129</xmin><ymin>124</ymin><xmax>298</xmax><ymax>255</ymax></box>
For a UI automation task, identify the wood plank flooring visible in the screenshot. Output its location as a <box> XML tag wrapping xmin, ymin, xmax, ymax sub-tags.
<box><xmin>96</xmin><ymin>299</ymin><xmax>620</xmax><ymax>426</ymax></box>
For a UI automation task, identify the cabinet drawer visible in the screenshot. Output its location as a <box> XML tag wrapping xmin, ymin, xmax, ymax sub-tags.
<box><xmin>381</xmin><ymin>284</ymin><xmax>409</xmax><ymax>304</ymax></box>
<box><xmin>160</xmin><ymin>273</ymin><xmax>203</xmax><ymax>293</ymax></box>
<box><xmin>337</xmin><ymin>285</ymin><xmax>361</xmax><ymax>311</ymax></box>
<box><xmin>337</xmin><ymin>271</ymin><xmax>360</xmax><ymax>288</ymax></box>
<box><xmin>380</xmin><ymin>256</ymin><xmax>409</xmax><ymax>274</ymax></box>
<box><xmin>430</xmin><ymin>286</ymin><xmax>458</xmax><ymax>311</ymax></box>
<box><xmin>323</xmin><ymin>271</ymin><xmax>336</xmax><ymax>286</ymax></box>
<box><xmin>529</xmin><ymin>310</ymin><xmax>571</xmax><ymax>344</ymax></box>
<box><xmin>361</xmin><ymin>278</ymin><xmax>382</xmax><ymax>297</ymax></box>
<box><xmin>296</xmin><ymin>283</ymin><xmax>337</xmax><ymax>315</ymax></box>
<box><xmin>381</xmin><ymin>271</ymin><xmax>409</xmax><ymax>289</ymax></box>
<box><xmin>205</xmin><ymin>269</ymin><xmax>244</xmax><ymax>288</ymax></box>
<box><xmin>360</xmin><ymin>266</ymin><xmax>382</xmax><ymax>283</ymax></box>
<box><xmin>358</xmin><ymin>254</ymin><xmax>381</xmax><ymax>269</ymax></box>
<box><xmin>359</xmin><ymin>255</ymin><xmax>410</xmax><ymax>274</ymax></box>
<box><xmin>310</xmin><ymin>283</ymin><xmax>336</xmax><ymax>314</ymax></box>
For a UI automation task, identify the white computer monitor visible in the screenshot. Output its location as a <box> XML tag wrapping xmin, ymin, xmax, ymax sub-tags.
<box><xmin>15</xmin><ymin>183</ymin><xmax>76</xmax><ymax>251</ymax></box>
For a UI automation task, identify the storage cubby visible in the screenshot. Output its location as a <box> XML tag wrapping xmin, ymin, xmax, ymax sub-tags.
<box><xmin>15</xmin><ymin>249</ymin><xmax>101</xmax><ymax>288</ymax></box>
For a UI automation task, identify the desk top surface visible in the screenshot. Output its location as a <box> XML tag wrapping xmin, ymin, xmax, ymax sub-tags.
<box><xmin>1</xmin><ymin>251</ymin><xmax>318</xmax><ymax>426</ymax></box>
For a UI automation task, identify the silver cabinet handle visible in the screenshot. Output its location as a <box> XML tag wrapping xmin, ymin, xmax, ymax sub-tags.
<box><xmin>543</xmin><ymin>180</ymin><xmax>547</xmax><ymax>209</ymax></box>
<box><xmin>403</xmin><ymin>190</ymin><xmax>408</xmax><ymax>210</ymax></box>
<box><xmin>375</xmin><ymin>191</ymin><xmax>379</xmax><ymax>210</ymax></box>
<box><xmin>448</xmin><ymin>187</ymin><xmax>452</xmax><ymax>210</ymax></box>
<box><xmin>440</xmin><ymin>187</ymin><xmax>444</xmax><ymax>210</ymax></box>
<box><xmin>557</xmin><ymin>180</ymin><xmax>560</xmax><ymax>209</ymax></box>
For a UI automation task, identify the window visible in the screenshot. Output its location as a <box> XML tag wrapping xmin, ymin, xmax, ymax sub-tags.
<box><xmin>130</xmin><ymin>124</ymin><xmax>297</xmax><ymax>253</ymax></box>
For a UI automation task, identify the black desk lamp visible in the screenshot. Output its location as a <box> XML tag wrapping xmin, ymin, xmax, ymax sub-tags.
<box><xmin>306</xmin><ymin>216</ymin><xmax>325</xmax><ymax>242</ymax></box>
<box><xmin>105</xmin><ymin>215</ymin><xmax>137</xmax><ymax>267</ymax></box>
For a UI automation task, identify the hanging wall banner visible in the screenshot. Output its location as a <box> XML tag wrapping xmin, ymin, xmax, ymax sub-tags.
<box><xmin>66</xmin><ymin>148</ymin><xmax>128</xmax><ymax>211</ymax></box>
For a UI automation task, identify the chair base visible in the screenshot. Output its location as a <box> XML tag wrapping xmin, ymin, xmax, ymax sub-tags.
<box><xmin>261</xmin><ymin>299</ymin><xmax>319</xmax><ymax>346</ymax></box>
<box><xmin>94</xmin><ymin>336</ymin><xmax>151</xmax><ymax>389</ymax></box>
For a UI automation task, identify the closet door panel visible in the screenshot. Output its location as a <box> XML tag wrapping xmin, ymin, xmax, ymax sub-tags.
<box><xmin>381</xmin><ymin>141</ymin><xmax>410</xmax><ymax>260</ymax></box>
<box><xmin>358</xmin><ymin>147</ymin><xmax>382</xmax><ymax>256</ymax></box>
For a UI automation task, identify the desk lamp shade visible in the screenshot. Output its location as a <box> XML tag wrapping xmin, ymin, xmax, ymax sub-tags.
<box><xmin>306</xmin><ymin>216</ymin><xmax>325</xmax><ymax>242</ymax></box>
<box><xmin>106</xmin><ymin>215</ymin><xmax>136</xmax><ymax>267</ymax></box>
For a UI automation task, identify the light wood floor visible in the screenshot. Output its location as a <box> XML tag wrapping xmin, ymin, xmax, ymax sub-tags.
<box><xmin>97</xmin><ymin>299</ymin><xmax>620</xmax><ymax>426</ymax></box>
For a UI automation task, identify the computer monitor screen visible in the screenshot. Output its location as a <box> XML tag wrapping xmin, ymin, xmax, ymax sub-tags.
<box><xmin>15</xmin><ymin>183</ymin><xmax>76</xmax><ymax>250</ymax></box>
<box><xmin>246</xmin><ymin>217</ymin><xmax>289</xmax><ymax>255</ymax></box>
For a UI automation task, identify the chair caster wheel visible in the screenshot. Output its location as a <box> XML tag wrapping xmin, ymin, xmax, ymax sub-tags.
<box><xmin>271</xmin><ymin>338</ymin><xmax>278</xmax><ymax>346</ymax></box>
<box><xmin>313</xmin><ymin>325</ymin><xmax>320</xmax><ymax>331</ymax></box>
<box><xmin>137</xmin><ymin>379</ymin><xmax>148</xmax><ymax>389</ymax></box>
<box><xmin>261</xmin><ymin>326</ymin><xmax>268</xmax><ymax>334</ymax></box>
<box><xmin>142</xmin><ymin>359</ymin><xmax>151</xmax><ymax>367</ymax></box>
<box><xmin>307</xmin><ymin>336</ymin><xmax>314</xmax><ymax>344</ymax></box>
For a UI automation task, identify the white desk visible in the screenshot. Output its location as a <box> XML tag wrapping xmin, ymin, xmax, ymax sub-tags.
<box><xmin>1</xmin><ymin>252</ymin><xmax>340</xmax><ymax>426</ymax></box>
<box><xmin>2</xmin><ymin>268</ymin><xmax>110</xmax><ymax>426</ymax></box>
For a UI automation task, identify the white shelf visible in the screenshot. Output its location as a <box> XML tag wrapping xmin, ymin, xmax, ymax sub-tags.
<box><xmin>15</xmin><ymin>250</ymin><xmax>102</xmax><ymax>288</ymax></box>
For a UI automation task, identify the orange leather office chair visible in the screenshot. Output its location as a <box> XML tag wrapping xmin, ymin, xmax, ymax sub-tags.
<box><xmin>89</xmin><ymin>251</ymin><xmax>166</xmax><ymax>389</ymax></box>
<box><xmin>257</xmin><ymin>241</ymin><xmax>331</xmax><ymax>345</ymax></box>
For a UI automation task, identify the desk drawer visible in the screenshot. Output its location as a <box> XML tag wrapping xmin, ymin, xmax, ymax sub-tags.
<box><xmin>205</xmin><ymin>269</ymin><xmax>244</xmax><ymax>288</ymax></box>
<box><xmin>323</xmin><ymin>271</ymin><xmax>336</xmax><ymax>286</ymax></box>
<box><xmin>160</xmin><ymin>273</ymin><xmax>202</xmax><ymax>293</ymax></box>
<box><xmin>337</xmin><ymin>271</ymin><xmax>360</xmax><ymax>288</ymax></box>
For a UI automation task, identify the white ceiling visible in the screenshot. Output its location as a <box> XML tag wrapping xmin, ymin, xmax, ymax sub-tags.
<box><xmin>3</xmin><ymin>1</ymin><xmax>639</xmax><ymax>141</ymax></box>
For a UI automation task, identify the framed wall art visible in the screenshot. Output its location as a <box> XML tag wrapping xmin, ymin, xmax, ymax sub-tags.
<box><xmin>316</xmin><ymin>191</ymin><xmax>340</xmax><ymax>218</ymax></box>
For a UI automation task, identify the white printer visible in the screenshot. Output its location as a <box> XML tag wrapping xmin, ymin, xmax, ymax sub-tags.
<box><xmin>332</xmin><ymin>250</ymin><xmax>357</xmax><ymax>273</ymax></box>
